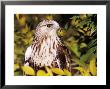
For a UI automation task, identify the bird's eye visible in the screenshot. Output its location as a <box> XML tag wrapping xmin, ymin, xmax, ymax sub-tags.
<box><xmin>47</xmin><ymin>24</ymin><xmax>53</xmax><ymax>28</ymax></box>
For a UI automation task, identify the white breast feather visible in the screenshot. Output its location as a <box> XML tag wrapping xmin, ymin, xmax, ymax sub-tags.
<box><xmin>24</xmin><ymin>46</ymin><xmax>32</xmax><ymax>66</ymax></box>
<box><xmin>32</xmin><ymin>32</ymin><xmax>61</xmax><ymax>67</ymax></box>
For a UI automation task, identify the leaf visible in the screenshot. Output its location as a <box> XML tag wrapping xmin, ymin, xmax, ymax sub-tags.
<box><xmin>45</xmin><ymin>66</ymin><xmax>53</xmax><ymax>76</ymax></box>
<box><xmin>57</xmin><ymin>29</ymin><xmax>66</xmax><ymax>37</ymax></box>
<box><xmin>21</xmin><ymin>24</ymin><xmax>29</xmax><ymax>34</ymax></box>
<box><xmin>27</xmin><ymin>32</ymin><xmax>32</xmax><ymax>38</ymax></box>
<box><xmin>76</xmin><ymin>20</ymin><xmax>80</xmax><ymax>25</ymax></box>
<box><xmin>77</xmin><ymin>29</ymin><xmax>85</xmax><ymax>34</ymax></box>
<box><xmin>22</xmin><ymin>39</ymin><xmax>29</xmax><ymax>45</ymax></box>
<box><xmin>71</xmin><ymin>58</ymin><xmax>87</xmax><ymax>67</ymax></box>
<box><xmin>83</xmin><ymin>68</ymin><xmax>91</xmax><ymax>76</ymax></box>
<box><xmin>46</xmin><ymin>15</ymin><xmax>53</xmax><ymax>20</ymax></box>
<box><xmin>64</xmin><ymin>23</ymin><xmax>69</xmax><ymax>30</ymax></box>
<box><xmin>71</xmin><ymin>16</ymin><xmax>78</xmax><ymax>26</ymax></box>
<box><xmin>22</xmin><ymin>66</ymin><xmax>35</xmax><ymax>76</ymax></box>
<box><xmin>80</xmin><ymin>43</ymin><xmax>87</xmax><ymax>49</ymax></box>
<box><xmin>73</xmin><ymin>67</ymin><xmax>85</xmax><ymax>76</ymax></box>
<box><xmin>16</xmin><ymin>14</ymin><xmax>20</xmax><ymax>21</ymax></box>
<box><xmin>14</xmin><ymin>71</ymin><xmax>20</xmax><ymax>76</ymax></box>
<box><xmin>80</xmin><ymin>46</ymin><xmax>96</xmax><ymax>63</ymax></box>
<box><xmin>88</xmin><ymin>39</ymin><xmax>97</xmax><ymax>48</ymax></box>
<box><xmin>73</xmin><ymin>67</ymin><xmax>90</xmax><ymax>76</ymax></box>
<box><xmin>28</xmin><ymin>38</ymin><xmax>33</xmax><ymax>45</ymax></box>
<box><xmin>63</xmin><ymin>69</ymin><xmax>72</xmax><ymax>76</ymax></box>
<box><xmin>14</xmin><ymin>64</ymin><xmax>20</xmax><ymax>71</ymax></box>
<box><xmin>19</xmin><ymin>16</ymin><xmax>26</xmax><ymax>26</ymax></box>
<box><xmin>89</xmin><ymin>57</ymin><xmax>97</xmax><ymax>76</ymax></box>
<box><xmin>64</xmin><ymin>38</ymin><xmax>80</xmax><ymax>57</ymax></box>
<box><xmin>37</xmin><ymin>70</ymin><xmax>47</xmax><ymax>76</ymax></box>
<box><xmin>83</xmin><ymin>27</ymin><xmax>89</xmax><ymax>32</ymax></box>
<box><xmin>51</xmin><ymin>68</ymin><xmax>65</xmax><ymax>75</ymax></box>
<box><xmin>80</xmin><ymin>14</ymin><xmax>87</xmax><ymax>20</ymax></box>
<box><xmin>73</xmin><ymin>67</ymin><xmax>84</xmax><ymax>72</ymax></box>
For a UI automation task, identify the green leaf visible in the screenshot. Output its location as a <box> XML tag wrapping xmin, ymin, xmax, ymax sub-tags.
<box><xmin>80</xmin><ymin>46</ymin><xmax>96</xmax><ymax>63</ymax></box>
<box><xmin>64</xmin><ymin>39</ymin><xmax>81</xmax><ymax>57</ymax></box>
<box><xmin>73</xmin><ymin>67</ymin><xmax>90</xmax><ymax>76</ymax></box>
<box><xmin>14</xmin><ymin>64</ymin><xmax>20</xmax><ymax>71</ymax></box>
<box><xmin>64</xmin><ymin>23</ymin><xmax>69</xmax><ymax>30</ymax></box>
<box><xmin>80</xmin><ymin>43</ymin><xmax>87</xmax><ymax>48</ymax></box>
<box><xmin>88</xmin><ymin>39</ymin><xmax>97</xmax><ymax>48</ymax></box>
<box><xmin>71</xmin><ymin>58</ymin><xmax>86</xmax><ymax>67</ymax></box>
<box><xmin>14</xmin><ymin>71</ymin><xmax>20</xmax><ymax>76</ymax></box>
<box><xmin>80</xmin><ymin>14</ymin><xmax>87</xmax><ymax>20</ymax></box>
<box><xmin>71</xmin><ymin>43</ymin><xmax>80</xmax><ymax>57</ymax></box>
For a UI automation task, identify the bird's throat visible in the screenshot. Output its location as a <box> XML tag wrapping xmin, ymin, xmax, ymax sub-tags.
<box><xmin>31</xmin><ymin>35</ymin><xmax>61</xmax><ymax>67</ymax></box>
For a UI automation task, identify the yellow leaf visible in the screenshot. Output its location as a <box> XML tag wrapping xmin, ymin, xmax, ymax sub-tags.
<box><xmin>74</xmin><ymin>67</ymin><xmax>84</xmax><ymax>72</ymax></box>
<box><xmin>80</xmin><ymin>43</ymin><xmax>87</xmax><ymax>49</ymax></box>
<box><xmin>16</xmin><ymin>14</ymin><xmax>19</xmax><ymax>21</ymax></box>
<box><xmin>21</xmin><ymin>24</ymin><xmax>29</xmax><ymax>33</ymax></box>
<box><xmin>83</xmin><ymin>27</ymin><xmax>88</xmax><ymax>32</ymax></box>
<box><xmin>37</xmin><ymin>70</ymin><xmax>47</xmax><ymax>76</ymax></box>
<box><xmin>22</xmin><ymin>39</ymin><xmax>29</xmax><ymax>45</ymax></box>
<box><xmin>22</xmin><ymin>66</ymin><xmax>35</xmax><ymax>76</ymax></box>
<box><xmin>14</xmin><ymin>64</ymin><xmax>20</xmax><ymax>71</ymax></box>
<box><xmin>74</xmin><ymin>20</ymin><xmax>80</xmax><ymax>25</ymax></box>
<box><xmin>63</xmin><ymin>69</ymin><xmax>72</xmax><ymax>76</ymax></box>
<box><xmin>45</xmin><ymin>66</ymin><xmax>53</xmax><ymax>76</ymax></box>
<box><xmin>86</xmin><ymin>31</ymin><xmax>91</xmax><ymax>36</ymax></box>
<box><xmin>89</xmin><ymin>57</ymin><xmax>97</xmax><ymax>76</ymax></box>
<box><xmin>73</xmin><ymin>67</ymin><xmax>86</xmax><ymax>76</ymax></box>
<box><xmin>28</xmin><ymin>38</ymin><xmax>33</xmax><ymax>45</ymax></box>
<box><xmin>71</xmin><ymin>19</ymin><xmax>75</xmax><ymax>26</ymax></box>
<box><xmin>45</xmin><ymin>73</ymin><xmax>51</xmax><ymax>76</ymax></box>
<box><xmin>51</xmin><ymin>68</ymin><xmax>65</xmax><ymax>75</ymax></box>
<box><xmin>57</xmin><ymin>29</ymin><xmax>66</xmax><ymax>37</ymax></box>
<box><xmin>21</xmin><ymin>28</ymin><xmax>28</xmax><ymax>34</ymax></box>
<box><xmin>74</xmin><ymin>67</ymin><xmax>91</xmax><ymax>76</ymax></box>
<box><xmin>27</xmin><ymin>32</ymin><xmax>32</xmax><ymax>38</ymax></box>
<box><xmin>46</xmin><ymin>15</ymin><xmax>53</xmax><ymax>20</ymax></box>
<box><xmin>19</xmin><ymin>16</ymin><xmax>26</xmax><ymax>26</ymax></box>
<box><xmin>83</xmin><ymin>68</ymin><xmax>91</xmax><ymax>76</ymax></box>
<box><xmin>80</xmin><ymin>14</ymin><xmax>87</xmax><ymax>20</ymax></box>
<box><xmin>78</xmin><ymin>29</ymin><xmax>85</xmax><ymax>34</ymax></box>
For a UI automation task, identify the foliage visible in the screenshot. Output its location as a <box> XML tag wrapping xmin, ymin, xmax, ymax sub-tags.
<box><xmin>14</xmin><ymin>14</ymin><xmax>97</xmax><ymax>76</ymax></box>
<box><xmin>14</xmin><ymin>64</ymin><xmax>72</xmax><ymax>76</ymax></box>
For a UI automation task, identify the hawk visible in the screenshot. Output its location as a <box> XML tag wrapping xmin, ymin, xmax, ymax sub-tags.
<box><xmin>24</xmin><ymin>20</ymin><xmax>71</xmax><ymax>73</ymax></box>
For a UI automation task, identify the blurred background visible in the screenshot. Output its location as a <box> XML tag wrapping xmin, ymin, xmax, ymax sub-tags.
<box><xmin>14</xmin><ymin>14</ymin><xmax>97</xmax><ymax>76</ymax></box>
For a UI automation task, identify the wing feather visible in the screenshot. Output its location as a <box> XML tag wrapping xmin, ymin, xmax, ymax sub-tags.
<box><xmin>56</xmin><ymin>45</ymin><xmax>72</xmax><ymax>71</ymax></box>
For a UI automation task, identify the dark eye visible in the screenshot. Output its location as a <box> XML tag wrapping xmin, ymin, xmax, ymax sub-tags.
<box><xmin>47</xmin><ymin>24</ymin><xmax>53</xmax><ymax>28</ymax></box>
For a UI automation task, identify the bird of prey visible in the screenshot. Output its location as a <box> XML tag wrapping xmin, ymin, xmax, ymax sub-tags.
<box><xmin>24</xmin><ymin>20</ymin><xmax>71</xmax><ymax>73</ymax></box>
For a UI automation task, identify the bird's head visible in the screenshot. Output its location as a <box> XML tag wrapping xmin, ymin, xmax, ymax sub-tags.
<box><xmin>36</xmin><ymin>20</ymin><xmax>60</xmax><ymax>37</ymax></box>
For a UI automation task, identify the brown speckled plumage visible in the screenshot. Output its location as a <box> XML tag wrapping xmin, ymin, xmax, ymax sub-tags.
<box><xmin>24</xmin><ymin>20</ymin><xmax>71</xmax><ymax>72</ymax></box>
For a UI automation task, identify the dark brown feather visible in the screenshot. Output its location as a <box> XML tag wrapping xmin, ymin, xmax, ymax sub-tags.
<box><xmin>55</xmin><ymin>45</ymin><xmax>72</xmax><ymax>71</ymax></box>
